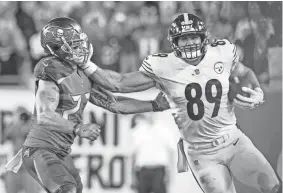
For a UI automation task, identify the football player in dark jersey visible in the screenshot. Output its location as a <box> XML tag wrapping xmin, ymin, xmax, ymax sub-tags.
<box><xmin>18</xmin><ymin>17</ymin><xmax>171</xmax><ymax>193</ymax></box>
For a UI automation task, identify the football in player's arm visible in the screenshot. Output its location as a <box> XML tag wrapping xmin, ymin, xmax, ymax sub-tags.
<box><xmin>229</xmin><ymin>59</ymin><xmax>264</xmax><ymax>109</ymax></box>
<box><xmin>35</xmin><ymin>78</ymin><xmax>169</xmax><ymax>141</ymax></box>
<box><xmin>78</xmin><ymin>43</ymin><xmax>264</xmax><ymax>110</ymax></box>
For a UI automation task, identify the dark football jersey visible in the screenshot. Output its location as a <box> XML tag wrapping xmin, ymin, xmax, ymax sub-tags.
<box><xmin>24</xmin><ymin>56</ymin><xmax>93</xmax><ymax>153</ymax></box>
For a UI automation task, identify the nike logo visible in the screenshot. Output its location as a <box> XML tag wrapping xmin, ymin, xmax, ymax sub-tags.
<box><xmin>233</xmin><ymin>138</ymin><xmax>240</xmax><ymax>146</ymax></box>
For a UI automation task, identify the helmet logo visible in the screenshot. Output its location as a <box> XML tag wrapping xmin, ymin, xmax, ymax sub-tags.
<box><xmin>181</xmin><ymin>25</ymin><xmax>191</xmax><ymax>31</ymax></box>
<box><xmin>181</xmin><ymin>21</ymin><xmax>194</xmax><ymax>31</ymax></box>
<box><xmin>56</xmin><ymin>29</ymin><xmax>64</xmax><ymax>37</ymax></box>
<box><xmin>214</xmin><ymin>62</ymin><xmax>224</xmax><ymax>74</ymax></box>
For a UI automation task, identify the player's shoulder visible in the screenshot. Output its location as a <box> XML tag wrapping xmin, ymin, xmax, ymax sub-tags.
<box><xmin>141</xmin><ymin>52</ymin><xmax>175</xmax><ymax>73</ymax></box>
<box><xmin>34</xmin><ymin>56</ymin><xmax>74</xmax><ymax>82</ymax></box>
<box><xmin>208</xmin><ymin>39</ymin><xmax>237</xmax><ymax>60</ymax></box>
<box><xmin>208</xmin><ymin>39</ymin><xmax>235</xmax><ymax>51</ymax></box>
<box><xmin>144</xmin><ymin>53</ymin><xmax>172</xmax><ymax>64</ymax></box>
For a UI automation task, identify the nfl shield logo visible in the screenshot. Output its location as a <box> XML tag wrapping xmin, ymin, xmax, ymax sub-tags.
<box><xmin>195</xmin><ymin>69</ymin><xmax>200</xmax><ymax>75</ymax></box>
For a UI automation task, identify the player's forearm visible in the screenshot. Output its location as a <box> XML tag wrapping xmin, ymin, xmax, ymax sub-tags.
<box><xmin>37</xmin><ymin>110</ymin><xmax>76</xmax><ymax>134</ymax></box>
<box><xmin>242</xmin><ymin>68</ymin><xmax>260</xmax><ymax>88</ymax></box>
<box><xmin>87</xmin><ymin>67</ymin><xmax>122</xmax><ymax>92</ymax></box>
<box><xmin>232</xmin><ymin>62</ymin><xmax>261</xmax><ymax>89</ymax></box>
<box><xmin>89</xmin><ymin>87</ymin><xmax>158</xmax><ymax>114</ymax></box>
<box><xmin>84</xmin><ymin>62</ymin><xmax>154</xmax><ymax>93</ymax></box>
<box><xmin>90</xmin><ymin>69</ymin><xmax>152</xmax><ymax>93</ymax></box>
<box><xmin>111</xmin><ymin>98</ymin><xmax>154</xmax><ymax>114</ymax></box>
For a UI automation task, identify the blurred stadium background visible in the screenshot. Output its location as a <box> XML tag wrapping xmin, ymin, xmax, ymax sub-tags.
<box><xmin>0</xmin><ymin>1</ymin><xmax>281</xmax><ymax>193</ymax></box>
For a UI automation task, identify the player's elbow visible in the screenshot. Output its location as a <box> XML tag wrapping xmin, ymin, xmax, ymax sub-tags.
<box><xmin>235</xmin><ymin>62</ymin><xmax>253</xmax><ymax>78</ymax></box>
<box><xmin>242</xmin><ymin>66</ymin><xmax>253</xmax><ymax>76</ymax></box>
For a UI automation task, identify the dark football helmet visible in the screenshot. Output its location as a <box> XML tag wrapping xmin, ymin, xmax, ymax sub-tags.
<box><xmin>168</xmin><ymin>13</ymin><xmax>208</xmax><ymax>59</ymax></box>
<box><xmin>41</xmin><ymin>17</ymin><xmax>90</xmax><ymax>64</ymax></box>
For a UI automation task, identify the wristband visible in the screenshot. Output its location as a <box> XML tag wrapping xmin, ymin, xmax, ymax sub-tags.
<box><xmin>83</xmin><ymin>62</ymin><xmax>98</xmax><ymax>76</ymax></box>
<box><xmin>73</xmin><ymin>123</ymin><xmax>81</xmax><ymax>136</ymax></box>
<box><xmin>151</xmin><ymin>100</ymin><xmax>161</xmax><ymax>112</ymax></box>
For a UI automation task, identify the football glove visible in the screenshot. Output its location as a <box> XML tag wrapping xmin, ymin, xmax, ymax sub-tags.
<box><xmin>78</xmin><ymin>44</ymin><xmax>98</xmax><ymax>76</ymax></box>
<box><xmin>233</xmin><ymin>87</ymin><xmax>264</xmax><ymax>110</ymax></box>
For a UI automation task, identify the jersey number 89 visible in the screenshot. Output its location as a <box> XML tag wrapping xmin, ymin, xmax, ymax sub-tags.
<box><xmin>185</xmin><ymin>79</ymin><xmax>222</xmax><ymax>120</ymax></box>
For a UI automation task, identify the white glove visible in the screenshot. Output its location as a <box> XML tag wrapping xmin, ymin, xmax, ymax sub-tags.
<box><xmin>233</xmin><ymin>87</ymin><xmax>264</xmax><ymax>110</ymax></box>
<box><xmin>79</xmin><ymin>44</ymin><xmax>98</xmax><ymax>76</ymax></box>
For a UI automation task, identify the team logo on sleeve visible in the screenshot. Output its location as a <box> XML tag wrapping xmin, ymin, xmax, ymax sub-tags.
<box><xmin>214</xmin><ymin>62</ymin><xmax>224</xmax><ymax>74</ymax></box>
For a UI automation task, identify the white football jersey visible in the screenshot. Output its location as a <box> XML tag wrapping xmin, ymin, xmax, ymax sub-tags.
<box><xmin>139</xmin><ymin>39</ymin><xmax>239</xmax><ymax>142</ymax></box>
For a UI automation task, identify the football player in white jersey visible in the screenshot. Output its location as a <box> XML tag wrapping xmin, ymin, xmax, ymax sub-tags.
<box><xmin>77</xmin><ymin>13</ymin><xmax>280</xmax><ymax>193</ymax></box>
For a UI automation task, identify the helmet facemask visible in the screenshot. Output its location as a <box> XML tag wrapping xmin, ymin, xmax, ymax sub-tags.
<box><xmin>60</xmin><ymin>35</ymin><xmax>90</xmax><ymax>64</ymax></box>
<box><xmin>168</xmin><ymin>13</ymin><xmax>208</xmax><ymax>60</ymax></box>
<box><xmin>170</xmin><ymin>33</ymin><xmax>207</xmax><ymax>60</ymax></box>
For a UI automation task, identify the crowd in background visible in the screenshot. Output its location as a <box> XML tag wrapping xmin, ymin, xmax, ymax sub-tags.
<box><xmin>0</xmin><ymin>1</ymin><xmax>282</xmax><ymax>88</ymax></box>
<box><xmin>0</xmin><ymin>2</ymin><xmax>282</xmax><ymax>193</ymax></box>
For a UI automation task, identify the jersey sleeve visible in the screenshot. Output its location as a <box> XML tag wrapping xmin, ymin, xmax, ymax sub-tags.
<box><xmin>139</xmin><ymin>55</ymin><xmax>165</xmax><ymax>91</ymax></box>
<box><xmin>34</xmin><ymin>57</ymin><xmax>74</xmax><ymax>83</ymax></box>
<box><xmin>222</xmin><ymin>39</ymin><xmax>240</xmax><ymax>72</ymax></box>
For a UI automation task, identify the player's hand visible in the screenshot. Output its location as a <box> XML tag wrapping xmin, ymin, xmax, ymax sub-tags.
<box><xmin>152</xmin><ymin>92</ymin><xmax>170</xmax><ymax>111</ymax></box>
<box><xmin>74</xmin><ymin>123</ymin><xmax>101</xmax><ymax>141</ymax></box>
<box><xmin>233</xmin><ymin>87</ymin><xmax>264</xmax><ymax>110</ymax></box>
<box><xmin>77</xmin><ymin>43</ymin><xmax>94</xmax><ymax>69</ymax></box>
<box><xmin>67</xmin><ymin>43</ymin><xmax>94</xmax><ymax>67</ymax></box>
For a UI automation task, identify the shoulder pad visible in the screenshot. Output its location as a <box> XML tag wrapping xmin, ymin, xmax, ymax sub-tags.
<box><xmin>210</xmin><ymin>39</ymin><xmax>238</xmax><ymax>62</ymax></box>
<box><xmin>140</xmin><ymin>53</ymin><xmax>169</xmax><ymax>74</ymax></box>
<box><xmin>222</xmin><ymin>39</ymin><xmax>239</xmax><ymax>63</ymax></box>
<box><xmin>34</xmin><ymin>57</ymin><xmax>74</xmax><ymax>82</ymax></box>
<box><xmin>222</xmin><ymin>39</ymin><xmax>235</xmax><ymax>53</ymax></box>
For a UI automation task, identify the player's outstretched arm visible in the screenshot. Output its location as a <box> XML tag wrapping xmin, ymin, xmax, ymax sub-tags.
<box><xmin>230</xmin><ymin>61</ymin><xmax>264</xmax><ymax>109</ymax></box>
<box><xmin>35</xmin><ymin>80</ymin><xmax>100</xmax><ymax>141</ymax></box>
<box><xmin>89</xmin><ymin>85</ymin><xmax>170</xmax><ymax>114</ymax></box>
<box><xmin>78</xmin><ymin>45</ymin><xmax>155</xmax><ymax>93</ymax></box>
<box><xmin>85</xmin><ymin>63</ymin><xmax>155</xmax><ymax>93</ymax></box>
